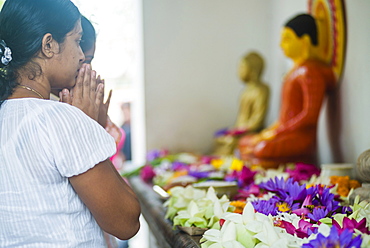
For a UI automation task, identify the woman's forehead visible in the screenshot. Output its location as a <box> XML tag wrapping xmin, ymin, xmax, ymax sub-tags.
<box><xmin>69</xmin><ymin>19</ymin><xmax>83</xmax><ymax>36</ymax></box>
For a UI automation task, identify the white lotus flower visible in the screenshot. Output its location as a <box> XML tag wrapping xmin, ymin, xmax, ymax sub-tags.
<box><xmin>173</xmin><ymin>200</ymin><xmax>208</xmax><ymax>228</ymax></box>
<box><xmin>253</xmin><ymin>219</ymin><xmax>289</xmax><ymax>247</ymax></box>
<box><xmin>348</xmin><ymin>196</ymin><xmax>370</xmax><ymax>225</ymax></box>
<box><xmin>201</xmin><ymin>221</ymin><xmax>250</xmax><ymax>248</ymax></box>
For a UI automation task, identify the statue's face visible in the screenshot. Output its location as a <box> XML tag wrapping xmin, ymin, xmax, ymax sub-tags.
<box><xmin>280</xmin><ymin>27</ymin><xmax>305</xmax><ymax>60</ymax></box>
<box><xmin>238</xmin><ymin>60</ymin><xmax>250</xmax><ymax>82</ymax></box>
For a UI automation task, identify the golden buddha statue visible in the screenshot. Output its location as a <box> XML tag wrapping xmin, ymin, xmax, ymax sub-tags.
<box><xmin>238</xmin><ymin>14</ymin><xmax>336</xmax><ymax>168</ymax></box>
<box><xmin>213</xmin><ymin>52</ymin><xmax>269</xmax><ymax>156</ymax></box>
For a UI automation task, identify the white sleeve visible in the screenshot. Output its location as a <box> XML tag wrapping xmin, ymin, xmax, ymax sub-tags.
<box><xmin>45</xmin><ymin>103</ymin><xmax>116</xmax><ymax>177</ymax></box>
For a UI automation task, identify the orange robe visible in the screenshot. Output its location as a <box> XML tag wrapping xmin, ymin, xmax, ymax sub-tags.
<box><xmin>238</xmin><ymin>59</ymin><xmax>335</xmax><ymax>166</ymax></box>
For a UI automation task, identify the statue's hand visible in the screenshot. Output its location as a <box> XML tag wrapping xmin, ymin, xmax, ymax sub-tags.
<box><xmin>260</xmin><ymin>129</ymin><xmax>276</xmax><ymax>140</ymax></box>
<box><xmin>250</xmin><ymin>134</ymin><xmax>263</xmax><ymax>145</ymax></box>
<box><xmin>227</xmin><ymin>127</ymin><xmax>248</xmax><ymax>136</ymax></box>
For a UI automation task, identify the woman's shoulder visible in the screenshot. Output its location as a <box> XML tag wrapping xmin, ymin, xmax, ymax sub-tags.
<box><xmin>2</xmin><ymin>98</ymin><xmax>69</xmax><ymax>116</ymax></box>
<box><xmin>45</xmin><ymin>101</ymin><xmax>97</xmax><ymax>126</ymax></box>
<box><xmin>38</xmin><ymin>99</ymin><xmax>89</xmax><ymax>117</ymax></box>
<box><xmin>20</xmin><ymin>99</ymin><xmax>95</xmax><ymax>126</ymax></box>
<box><xmin>5</xmin><ymin>98</ymin><xmax>75</xmax><ymax>110</ymax></box>
<box><xmin>3</xmin><ymin>98</ymin><xmax>98</xmax><ymax>130</ymax></box>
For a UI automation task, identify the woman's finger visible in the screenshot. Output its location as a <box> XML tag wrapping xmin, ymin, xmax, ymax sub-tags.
<box><xmin>73</xmin><ymin>65</ymin><xmax>85</xmax><ymax>100</ymax></box>
<box><xmin>82</xmin><ymin>64</ymin><xmax>91</xmax><ymax>98</ymax></box>
<box><xmin>105</xmin><ymin>89</ymin><xmax>112</xmax><ymax>108</ymax></box>
<box><xmin>60</xmin><ymin>88</ymin><xmax>72</xmax><ymax>104</ymax></box>
<box><xmin>97</xmin><ymin>76</ymin><xmax>104</xmax><ymax>99</ymax></box>
<box><xmin>97</xmin><ymin>75</ymin><xmax>104</xmax><ymax>85</ymax></box>
<box><xmin>95</xmin><ymin>83</ymin><xmax>104</xmax><ymax>108</ymax></box>
<box><xmin>90</xmin><ymin>70</ymin><xmax>97</xmax><ymax>99</ymax></box>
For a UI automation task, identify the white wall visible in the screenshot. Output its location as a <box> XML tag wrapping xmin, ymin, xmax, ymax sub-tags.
<box><xmin>142</xmin><ymin>0</ymin><xmax>370</xmax><ymax>166</ymax></box>
<box><xmin>143</xmin><ymin>0</ymin><xmax>271</xmax><ymax>154</ymax></box>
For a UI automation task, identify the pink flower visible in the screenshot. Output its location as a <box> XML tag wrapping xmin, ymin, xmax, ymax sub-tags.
<box><xmin>234</xmin><ymin>184</ymin><xmax>261</xmax><ymax>200</ymax></box>
<box><xmin>200</xmin><ymin>155</ymin><xmax>218</xmax><ymax>164</ymax></box>
<box><xmin>286</xmin><ymin>163</ymin><xmax>321</xmax><ymax>182</ymax></box>
<box><xmin>280</xmin><ymin>219</ymin><xmax>315</xmax><ymax>238</ymax></box>
<box><xmin>333</xmin><ymin>217</ymin><xmax>370</xmax><ymax>235</ymax></box>
<box><xmin>140</xmin><ymin>165</ymin><xmax>156</xmax><ymax>182</ymax></box>
<box><xmin>292</xmin><ymin>194</ymin><xmax>312</xmax><ymax>216</ymax></box>
<box><xmin>225</xmin><ymin>166</ymin><xmax>256</xmax><ymax>188</ymax></box>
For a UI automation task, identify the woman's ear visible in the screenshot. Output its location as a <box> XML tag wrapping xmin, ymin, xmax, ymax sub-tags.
<box><xmin>41</xmin><ymin>33</ymin><xmax>59</xmax><ymax>58</ymax></box>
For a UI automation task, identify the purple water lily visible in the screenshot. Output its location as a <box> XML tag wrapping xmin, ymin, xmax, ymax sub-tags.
<box><xmin>302</xmin><ymin>226</ymin><xmax>362</xmax><ymax>248</ymax></box>
<box><xmin>171</xmin><ymin>161</ymin><xmax>188</xmax><ymax>171</ymax></box>
<box><xmin>146</xmin><ymin>149</ymin><xmax>168</xmax><ymax>161</ymax></box>
<box><xmin>259</xmin><ymin>177</ymin><xmax>308</xmax><ymax>211</ymax></box>
<box><xmin>259</xmin><ymin>176</ymin><xmax>287</xmax><ymax>193</ymax></box>
<box><xmin>257</xmin><ymin>176</ymin><xmax>346</xmax><ymax>223</ymax></box>
<box><xmin>307</xmin><ymin>207</ymin><xmax>329</xmax><ymax>222</ymax></box>
<box><xmin>251</xmin><ymin>198</ymin><xmax>279</xmax><ymax>216</ymax></box>
<box><xmin>188</xmin><ymin>170</ymin><xmax>211</xmax><ymax>179</ymax></box>
<box><xmin>260</xmin><ymin>177</ymin><xmax>306</xmax><ymax>201</ymax></box>
<box><xmin>284</xmin><ymin>179</ymin><xmax>308</xmax><ymax>202</ymax></box>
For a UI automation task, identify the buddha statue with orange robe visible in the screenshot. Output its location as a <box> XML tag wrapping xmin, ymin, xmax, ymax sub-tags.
<box><xmin>238</xmin><ymin>14</ymin><xmax>336</xmax><ymax>168</ymax></box>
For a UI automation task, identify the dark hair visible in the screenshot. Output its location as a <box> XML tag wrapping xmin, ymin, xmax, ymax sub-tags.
<box><xmin>284</xmin><ymin>13</ymin><xmax>318</xmax><ymax>46</ymax></box>
<box><xmin>80</xmin><ymin>16</ymin><xmax>96</xmax><ymax>53</ymax></box>
<box><xmin>0</xmin><ymin>0</ymin><xmax>81</xmax><ymax>102</ymax></box>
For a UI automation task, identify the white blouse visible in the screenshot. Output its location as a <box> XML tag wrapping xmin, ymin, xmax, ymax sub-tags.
<box><xmin>0</xmin><ymin>98</ymin><xmax>116</xmax><ymax>247</ymax></box>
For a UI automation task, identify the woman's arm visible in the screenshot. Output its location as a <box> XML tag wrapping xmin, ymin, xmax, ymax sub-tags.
<box><xmin>69</xmin><ymin>159</ymin><xmax>141</xmax><ymax>240</ymax></box>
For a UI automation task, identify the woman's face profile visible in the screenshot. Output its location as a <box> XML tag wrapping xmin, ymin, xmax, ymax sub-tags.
<box><xmin>51</xmin><ymin>20</ymin><xmax>85</xmax><ymax>89</ymax></box>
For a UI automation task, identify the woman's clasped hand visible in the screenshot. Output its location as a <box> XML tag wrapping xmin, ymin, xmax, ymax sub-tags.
<box><xmin>59</xmin><ymin>63</ymin><xmax>104</xmax><ymax>122</ymax></box>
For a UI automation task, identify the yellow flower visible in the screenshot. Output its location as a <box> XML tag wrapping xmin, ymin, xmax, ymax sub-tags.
<box><xmin>276</xmin><ymin>202</ymin><xmax>290</xmax><ymax>212</ymax></box>
<box><xmin>330</xmin><ymin>175</ymin><xmax>361</xmax><ymax>197</ymax></box>
<box><xmin>230</xmin><ymin>201</ymin><xmax>246</xmax><ymax>214</ymax></box>
<box><xmin>349</xmin><ymin>180</ymin><xmax>361</xmax><ymax>189</ymax></box>
<box><xmin>306</xmin><ymin>184</ymin><xmax>314</xmax><ymax>189</ymax></box>
<box><xmin>211</xmin><ymin>158</ymin><xmax>224</xmax><ymax>169</ymax></box>
<box><xmin>169</xmin><ymin>170</ymin><xmax>188</xmax><ymax>182</ymax></box>
<box><xmin>230</xmin><ymin>201</ymin><xmax>246</xmax><ymax>208</ymax></box>
<box><xmin>306</xmin><ymin>183</ymin><xmax>325</xmax><ymax>189</ymax></box>
<box><xmin>337</xmin><ymin>185</ymin><xmax>350</xmax><ymax>197</ymax></box>
<box><xmin>250</xmin><ymin>164</ymin><xmax>261</xmax><ymax>171</ymax></box>
<box><xmin>230</xmin><ymin>158</ymin><xmax>244</xmax><ymax>171</ymax></box>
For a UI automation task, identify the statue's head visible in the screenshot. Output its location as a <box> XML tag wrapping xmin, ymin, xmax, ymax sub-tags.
<box><xmin>239</xmin><ymin>51</ymin><xmax>264</xmax><ymax>82</ymax></box>
<box><xmin>280</xmin><ymin>14</ymin><xmax>318</xmax><ymax>62</ymax></box>
<box><xmin>285</xmin><ymin>14</ymin><xmax>318</xmax><ymax>46</ymax></box>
